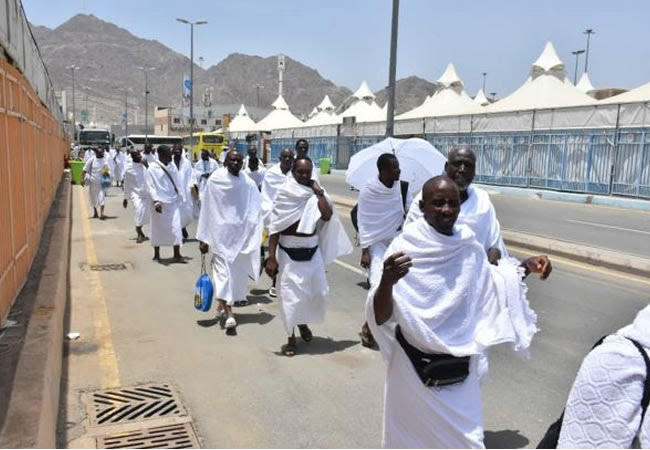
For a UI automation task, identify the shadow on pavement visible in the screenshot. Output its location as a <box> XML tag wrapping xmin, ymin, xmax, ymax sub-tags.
<box><xmin>157</xmin><ymin>256</ymin><xmax>193</xmax><ymax>266</ymax></box>
<box><xmin>232</xmin><ymin>311</ymin><xmax>275</xmax><ymax>326</ymax></box>
<box><xmin>484</xmin><ymin>429</ymin><xmax>530</xmax><ymax>449</ymax></box>
<box><xmin>197</xmin><ymin>318</ymin><xmax>220</xmax><ymax>328</ymax></box>
<box><xmin>275</xmin><ymin>337</ymin><xmax>358</xmax><ymax>357</ymax></box>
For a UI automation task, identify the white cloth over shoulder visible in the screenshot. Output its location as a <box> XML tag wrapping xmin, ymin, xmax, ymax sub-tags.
<box><xmin>358</xmin><ymin>176</ymin><xmax>406</xmax><ymax>248</ymax></box>
<box><xmin>146</xmin><ymin>160</ymin><xmax>183</xmax><ymax>247</ymax></box>
<box><xmin>83</xmin><ymin>156</ymin><xmax>111</xmax><ymax>207</ymax></box>
<box><xmin>559</xmin><ymin>305</ymin><xmax>650</xmax><ymax>449</ymax></box>
<box><xmin>175</xmin><ymin>158</ymin><xmax>197</xmax><ymax>227</ymax></box>
<box><xmin>146</xmin><ymin>161</ymin><xmax>183</xmax><ymax>205</ymax></box>
<box><xmin>268</xmin><ymin>176</ymin><xmax>353</xmax><ymax>265</ymax></box>
<box><xmin>193</xmin><ymin>158</ymin><xmax>219</xmax><ymax>195</ymax></box>
<box><xmin>365</xmin><ymin>218</ymin><xmax>537</xmax><ymax>448</ymax></box>
<box><xmin>196</xmin><ymin>167</ymin><xmax>262</xmax><ymax>270</ymax></box>
<box><xmin>244</xmin><ymin>166</ymin><xmax>266</xmax><ymax>190</ymax></box>
<box><xmin>261</xmin><ymin>163</ymin><xmax>289</xmax><ymax>226</ymax></box>
<box><xmin>406</xmin><ymin>185</ymin><xmax>507</xmax><ymax>255</ymax></box>
<box><xmin>123</xmin><ymin>161</ymin><xmax>151</xmax><ymax>228</ymax></box>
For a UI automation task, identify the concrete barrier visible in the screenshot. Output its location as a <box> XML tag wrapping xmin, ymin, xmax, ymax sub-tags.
<box><xmin>0</xmin><ymin>172</ymin><xmax>72</xmax><ymax>448</ymax></box>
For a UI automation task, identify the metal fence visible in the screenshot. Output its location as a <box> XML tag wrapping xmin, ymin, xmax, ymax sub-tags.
<box><xmin>271</xmin><ymin>127</ymin><xmax>650</xmax><ymax>199</ymax></box>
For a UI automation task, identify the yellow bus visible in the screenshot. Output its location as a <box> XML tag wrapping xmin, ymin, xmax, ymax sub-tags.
<box><xmin>183</xmin><ymin>132</ymin><xmax>229</xmax><ymax>160</ymax></box>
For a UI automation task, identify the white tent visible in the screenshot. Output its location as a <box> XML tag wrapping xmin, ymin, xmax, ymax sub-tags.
<box><xmin>338</xmin><ymin>81</ymin><xmax>386</xmax><ymax>122</ymax></box>
<box><xmin>484</xmin><ymin>42</ymin><xmax>595</xmax><ymax>113</ymax></box>
<box><xmin>576</xmin><ymin>73</ymin><xmax>596</xmax><ymax>93</ymax></box>
<box><xmin>255</xmin><ymin>94</ymin><xmax>304</xmax><ymax>131</ymax></box>
<box><xmin>473</xmin><ymin>88</ymin><xmax>490</xmax><ymax>106</ymax></box>
<box><xmin>317</xmin><ymin>95</ymin><xmax>336</xmax><ymax>112</ymax></box>
<box><xmin>396</xmin><ymin>63</ymin><xmax>476</xmax><ymax>119</ymax></box>
<box><xmin>228</xmin><ymin>104</ymin><xmax>257</xmax><ymax>133</ymax></box>
<box><xmin>600</xmin><ymin>81</ymin><xmax>650</xmax><ymax>104</ymax></box>
<box><xmin>308</xmin><ymin>106</ymin><xmax>319</xmax><ymax>118</ymax></box>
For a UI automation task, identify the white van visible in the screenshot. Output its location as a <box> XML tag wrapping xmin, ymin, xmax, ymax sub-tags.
<box><xmin>115</xmin><ymin>135</ymin><xmax>183</xmax><ymax>152</ymax></box>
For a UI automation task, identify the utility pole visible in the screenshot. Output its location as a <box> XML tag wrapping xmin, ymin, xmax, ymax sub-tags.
<box><xmin>490</xmin><ymin>92</ymin><xmax>497</xmax><ymax>101</ymax></box>
<box><xmin>137</xmin><ymin>67</ymin><xmax>155</xmax><ymax>143</ymax></box>
<box><xmin>256</xmin><ymin>85</ymin><xmax>264</xmax><ymax>108</ymax></box>
<box><xmin>385</xmin><ymin>0</ymin><xmax>400</xmax><ymax>138</ymax></box>
<box><xmin>124</xmin><ymin>89</ymin><xmax>128</xmax><ymax>140</ymax></box>
<box><xmin>177</xmin><ymin>18</ymin><xmax>208</xmax><ymax>156</ymax></box>
<box><xmin>482</xmin><ymin>72</ymin><xmax>487</xmax><ymax>92</ymax></box>
<box><xmin>65</xmin><ymin>65</ymin><xmax>79</xmax><ymax>144</ymax></box>
<box><xmin>584</xmin><ymin>28</ymin><xmax>595</xmax><ymax>73</ymax></box>
<box><xmin>572</xmin><ymin>49</ymin><xmax>585</xmax><ymax>84</ymax></box>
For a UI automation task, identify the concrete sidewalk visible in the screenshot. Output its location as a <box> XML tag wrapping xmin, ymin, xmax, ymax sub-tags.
<box><xmin>329</xmin><ymin>193</ymin><xmax>650</xmax><ymax>278</ymax></box>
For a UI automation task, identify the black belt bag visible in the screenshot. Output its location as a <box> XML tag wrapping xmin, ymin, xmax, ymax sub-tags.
<box><xmin>279</xmin><ymin>244</ymin><xmax>318</xmax><ymax>261</ymax></box>
<box><xmin>395</xmin><ymin>325</ymin><xmax>471</xmax><ymax>388</ymax></box>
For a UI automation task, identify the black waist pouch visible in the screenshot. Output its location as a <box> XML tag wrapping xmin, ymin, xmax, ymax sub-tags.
<box><xmin>395</xmin><ymin>325</ymin><xmax>471</xmax><ymax>388</ymax></box>
<box><xmin>279</xmin><ymin>244</ymin><xmax>318</xmax><ymax>261</ymax></box>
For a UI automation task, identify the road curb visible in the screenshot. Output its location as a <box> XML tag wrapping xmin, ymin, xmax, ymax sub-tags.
<box><xmin>0</xmin><ymin>172</ymin><xmax>72</xmax><ymax>448</ymax></box>
<box><xmin>331</xmin><ymin>196</ymin><xmax>650</xmax><ymax>277</ymax></box>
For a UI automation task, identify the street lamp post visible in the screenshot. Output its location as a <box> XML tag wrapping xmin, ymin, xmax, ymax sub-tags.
<box><xmin>385</xmin><ymin>0</ymin><xmax>400</xmax><ymax>138</ymax></box>
<box><xmin>482</xmin><ymin>72</ymin><xmax>487</xmax><ymax>92</ymax></box>
<box><xmin>571</xmin><ymin>50</ymin><xmax>585</xmax><ymax>84</ymax></box>
<box><xmin>137</xmin><ymin>66</ymin><xmax>155</xmax><ymax>144</ymax></box>
<box><xmin>584</xmin><ymin>29</ymin><xmax>595</xmax><ymax>73</ymax></box>
<box><xmin>256</xmin><ymin>85</ymin><xmax>264</xmax><ymax>108</ymax></box>
<box><xmin>177</xmin><ymin>18</ymin><xmax>208</xmax><ymax>156</ymax></box>
<box><xmin>66</xmin><ymin>65</ymin><xmax>79</xmax><ymax>144</ymax></box>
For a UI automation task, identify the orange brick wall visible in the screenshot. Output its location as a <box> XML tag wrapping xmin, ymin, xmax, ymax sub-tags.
<box><xmin>0</xmin><ymin>57</ymin><xmax>69</xmax><ymax>324</ymax></box>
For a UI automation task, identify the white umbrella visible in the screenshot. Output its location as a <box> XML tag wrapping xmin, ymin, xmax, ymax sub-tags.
<box><xmin>345</xmin><ymin>137</ymin><xmax>446</xmax><ymax>193</ymax></box>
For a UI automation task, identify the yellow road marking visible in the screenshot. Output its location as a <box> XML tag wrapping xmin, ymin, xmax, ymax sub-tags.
<box><xmin>78</xmin><ymin>189</ymin><xmax>121</xmax><ymax>388</ymax></box>
<box><xmin>508</xmin><ymin>245</ymin><xmax>650</xmax><ymax>288</ymax></box>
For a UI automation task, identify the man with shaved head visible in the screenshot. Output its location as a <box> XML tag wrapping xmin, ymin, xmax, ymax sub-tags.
<box><xmin>265</xmin><ymin>156</ymin><xmax>352</xmax><ymax>356</ymax></box>
<box><xmin>406</xmin><ymin>145</ymin><xmax>506</xmax><ymax>263</ymax></box>
<box><xmin>198</xmin><ymin>150</ymin><xmax>262</xmax><ymax>332</ymax></box>
<box><xmin>366</xmin><ymin>175</ymin><xmax>552</xmax><ymax>448</ymax></box>
<box><xmin>145</xmin><ymin>144</ymin><xmax>185</xmax><ymax>263</ymax></box>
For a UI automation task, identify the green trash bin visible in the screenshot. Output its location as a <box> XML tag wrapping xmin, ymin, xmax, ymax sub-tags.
<box><xmin>319</xmin><ymin>157</ymin><xmax>331</xmax><ymax>175</ymax></box>
<box><xmin>70</xmin><ymin>161</ymin><xmax>85</xmax><ymax>185</ymax></box>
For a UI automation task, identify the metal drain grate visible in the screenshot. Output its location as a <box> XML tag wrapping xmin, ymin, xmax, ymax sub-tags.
<box><xmin>89</xmin><ymin>263</ymin><xmax>129</xmax><ymax>271</ymax></box>
<box><xmin>96</xmin><ymin>422</ymin><xmax>199</xmax><ymax>449</ymax></box>
<box><xmin>85</xmin><ymin>383</ymin><xmax>187</xmax><ymax>427</ymax></box>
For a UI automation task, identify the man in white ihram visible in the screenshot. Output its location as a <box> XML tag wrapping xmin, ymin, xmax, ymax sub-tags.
<box><xmin>357</xmin><ymin>153</ymin><xmax>411</xmax><ymax>348</ymax></box>
<box><xmin>122</xmin><ymin>149</ymin><xmax>151</xmax><ymax>243</ymax></box>
<box><xmin>82</xmin><ymin>145</ymin><xmax>111</xmax><ymax>220</ymax></box>
<box><xmin>145</xmin><ymin>145</ymin><xmax>185</xmax><ymax>263</ymax></box>
<box><xmin>367</xmin><ymin>175</ymin><xmax>552</xmax><ymax>448</ymax></box>
<box><xmin>265</xmin><ymin>156</ymin><xmax>352</xmax><ymax>356</ymax></box>
<box><xmin>197</xmin><ymin>150</ymin><xmax>262</xmax><ymax>331</ymax></box>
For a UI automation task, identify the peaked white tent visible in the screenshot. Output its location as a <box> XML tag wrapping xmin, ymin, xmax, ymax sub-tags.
<box><xmin>339</xmin><ymin>81</ymin><xmax>386</xmax><ymax>122</ymax></box>
<box><xmin>255</xmin><ymin>94</ymin><xmax>304</xmax><ymax>131</ymax></box>
<box><xmin>317</xmin><ymin>95</ymin><xmax>336</xmax><ymax>112</ymax></box>
<box><xmin>576</xmin><ymin>73</ymin><xmax>596</xmax><ymax>93</ymax></box>
<box><xmin>229</xmin><ymin>104</ymin><xmax>257</xmax><ymax>133</ymax></box>
<box><xmin>484</xmin><ymin>42</ymin><xmax>594</xmax><ymax>113</ymax></box>
<box><xmin>308</xmin><ymin>106</ymin><xmax>319</xmax><ymax>118</ymax></box>
<box><xmin>600</xmin><ymin>81</ymin><xmax>650</xmax><ymax>104</ymax></box>
<box><xmin>473</xmin><ymin>88</ymin><xmax>490</xmax><ymax>106</ymax></box>
<box><xmin>396</xmin><ymin>63</ymin><xmax>476</xmax><ymax>119</ymax></box>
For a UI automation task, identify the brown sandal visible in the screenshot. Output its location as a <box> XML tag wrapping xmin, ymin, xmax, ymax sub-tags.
<box><xmin>298</xmin><ymin>324</ymin><xmax>313</xmax><ymax>342</ymax></box>
<box><xmin>283</xmin><ymin>336</ymin><xmax>297</xmax><ymax>357</ymax></box>
<box><xmin>360</xmin><ymin>323</ymin><xmax>376</xmax><ymax>348</ymax></box>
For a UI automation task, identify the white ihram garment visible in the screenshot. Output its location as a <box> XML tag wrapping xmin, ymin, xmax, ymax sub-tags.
<box><xmin>405</xmin><ymin>185</ymin><xmax>507</xmax><ymax>256</ymax></box>
<box><xmin>366</xmin><ymin>218</ymin><xmax>537</xmax><ymax>448</ymax></box>
<box><xmin>559</xmin><ymin>305</ymin><xmax>650</xmax><ymax>449</ymax></box>
<box><xmin>196</xmin><ymin>168</ymin><xmax>262</xmax><ymax>305</ymax></box>
<box><xmin>143</xmin><ymin>153</ymin><xmax>157</xmax><ymax>165</ymax></box>
<box><xmin>83</xmin><ymin>156</ymin><xmax>110</xmax><ymax>208</ymax></box>
<box><xmin>268</xmin><ymin>176</ymin><xmax>353</xmax><ymax>334</ymax></box>
<box><xmin>175</xmin><ymin>158</ymin><xmax>197</xmax><ymax>228</ymax></box>
<box><xmin>146</xmin><ymin>161</ymin><xmax>183</xmax><ymax>247</ymax></box>
<box><xmin>193</xmin><ymin>158</ymin><xmax>219</xmax><ymax>196</ymax></box>
<box><xmin>123</xmin><ymin>162</ymin><xmax>151</xmax><ymax>228</ymax></box>
<box><xmin>358</xmin><ymin>177</ymin><xmax>410</xmax><ymax>287</ymax></box>
<box><xmin>260</xmin><ymin>163</ymin><xmax>289</xmax><ymax>226</ymax></box>
<box><xmin>244</xmin><ymin>166</ymin><xmax>266</xmax><ymax>190</ymax></box>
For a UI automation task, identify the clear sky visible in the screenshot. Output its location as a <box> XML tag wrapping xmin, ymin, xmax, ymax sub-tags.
<box><xmin>23</xmin><ymin>0</ymin><xmax>650</xmax><ymax>97</ymax></box>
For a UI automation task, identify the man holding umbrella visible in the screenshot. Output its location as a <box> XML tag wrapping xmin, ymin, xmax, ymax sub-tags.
<box><xmin>357</xmin><ymin>153</ymin><xmax>412</xmax><ymax>348</ymax></box>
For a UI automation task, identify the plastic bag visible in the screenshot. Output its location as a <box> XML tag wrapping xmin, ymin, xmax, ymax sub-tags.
<box><xmin>194</xmin><ymin>254</ymin><xmax>214</xmax><ymax>312</ymax></box>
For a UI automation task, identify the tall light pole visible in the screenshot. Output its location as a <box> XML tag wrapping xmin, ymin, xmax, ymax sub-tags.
<box><xmin>584</xmin><ymin>28</ymin><xmax>595</xmax><ymax>73</ymax></box>
<box><xmin>572</xmin><ymin>50</ymin><xmax>585</xmax><ymax>84</ymax></box>
<box><xmin>137</xmin><ymin>66</ymin><xmax>155</xmax><ymax>143</ymax></box>
<box><xmin>198</xmin><ymin>56</ymin><xmax>204</xmax><ymax>69</ymax></box>
<box><xmin>177</xmin><ymin>18</ymin><xmax>208</xmax><ymax>156</ymax></box>
<box><xmin>65</xmin><ymin>65</ymin><xmax>79</xmax><ymax>144</ymax></box>
<box><xmin>385</xmin><ymin>0</ymin><xmax>400</xmax><ymax>138</ymax></box>
<box><xmin>482</xmin><ymin>72</ymin><xmax>487</xmax><ymax>92</ymax></box>
<box><xmin>255</xmin><ymin>85</ymin><xmax>264</xmax><ymax>108</ymax></box>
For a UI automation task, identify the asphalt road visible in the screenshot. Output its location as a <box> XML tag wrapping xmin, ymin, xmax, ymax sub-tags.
<box><xmin>321</xmin><ymin>172</ymin><xmax>650</xmax><ymax>259</ymax></box>
<box><xmin>59</xmin><ymin>184</ymin><xmax>650</xmax><ymax>448</ymax></box>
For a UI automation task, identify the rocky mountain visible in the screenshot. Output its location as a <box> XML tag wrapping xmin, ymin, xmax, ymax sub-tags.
<box><xmin>30</xmin><ymin>14</ymin><xmax>431</xmax><ymax>125</ymax></box>
<box><xmin>374</xmin><ymin>76</ymin><xmax>439</xmax><ymax>114</ymax></box>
